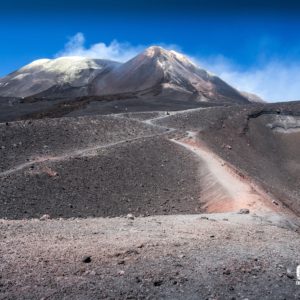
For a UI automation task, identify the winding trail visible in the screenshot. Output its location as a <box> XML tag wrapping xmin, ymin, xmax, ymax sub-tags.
<box><xmin>0</xmin><ymin>132</ymin><xmax>165</xmax><ymax>177</ymax></box>
<box><xmin>1</xmin><ymin>112</ymin><xmax>177</xmax><ymax>178</ymax></box>
<box><xmin>170</xmin><ymin>133</ymin><xmax>279</xmax><ymax>213</ymax></box>
<box><xmin>133</xmin><ymin>111</ymin><xmax>282</xmax><ymax>214</ymax></box>
<box><xmin>0</xmin><ymin>108</ymin><xmax>286</xmax><ymax>215</ymax></box>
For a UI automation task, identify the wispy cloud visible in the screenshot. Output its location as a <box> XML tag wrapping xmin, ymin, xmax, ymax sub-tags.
<box><xmin>56</xmin><ymin>32</ymin><xmax>181</xmax><ymax>62</ymax></box>
<box><xmin>56</xmin><ymin>32</ymin><xmax>145</xmax><ymax>62</ymax></box>
<box><xmin>193</xmin><ymin>55</ymin><xmax>300</xmax><ymax>102</ymax></box>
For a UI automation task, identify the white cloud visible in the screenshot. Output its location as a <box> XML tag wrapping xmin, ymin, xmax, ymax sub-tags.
<box><xmin>56</xmin><ymin>32</ymin><xmax>182</xmax><ymax>63</ymax></box>
<box><xmin>56</xmin><ymin>32</ymin><xmax>145</xmax><ymax>62</ymax></box>
<box><xmin>194</xmin><ymin>55</ymin><xmax>300</xmax><ymax>102</ymax></box>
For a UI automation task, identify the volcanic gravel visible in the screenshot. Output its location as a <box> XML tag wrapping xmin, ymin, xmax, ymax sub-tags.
<box><xmin>157</xmin><ymin>101</ymin><xmax>300</xmax><ymax>215</ymax></box>
<box><xmin>0</xmin><ymin>135</ymin><xmax>202</xmax><ymax>219</ymax></box>
<box><xmin>1</xmin><ymin>102</ymin><xmax>300</xmax><ymax>299</ymax></box>
<box><xmin>0</xmin><ymin>214</ymin><xmax>300</xmax><ymax>299</ymax></box>
<box><xmin>0</xmin><ymin>115</ymin><xmax>164</xmax><ymax>172</ymax></box>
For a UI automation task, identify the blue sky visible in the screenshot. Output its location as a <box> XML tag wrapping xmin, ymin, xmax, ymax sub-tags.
<box><xmin>1</xmin><ymin>0</ymin><xmax>300</xmax><ymax>101</ymax></box>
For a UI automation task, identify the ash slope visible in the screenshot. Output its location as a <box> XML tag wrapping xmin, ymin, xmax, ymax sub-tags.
<box><xmin>0</xmin><ymin>115</ymin><xmax>202</xmax><ymax>219</ymax></box>
<box><xmin>91</xmin><ymin>46</ymin><xmax>250</xmax><ymax>104</ymax></box>
<box><xmin>156</xmin><ymin>101</ymin><xmax>300</xmax><ymax>216</ymax></box>
<box><xmin>1</xmin><ymin>102</ymin><xmax>299</xmax><ymax>219</ymax></box>
<box><xmin>1</xmin><ymin>102</ymin><xmax>300</xmax><ymax>299</ymax></box>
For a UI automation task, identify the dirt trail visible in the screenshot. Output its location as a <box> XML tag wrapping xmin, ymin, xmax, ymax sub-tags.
<box><xmin>0</xmin><ymin>133</ymin><xmax>164</xmax><ymax>177</ymax></box>
<box><xmin>139</xmin><ymin>112</ymin><xmax>284</xmax><ymax>214</ymax></box>
<box><xmin>125</xmin><ymin>111</ymin><xmax>289</xmax><ymax>215</ymax></box>
<box><xmin>171</xmin><ymin>132</ymin><xmax>284</xmax><ymax>214</ymax></box>
<box><xmin>0</xmin><ymin>109</ymin><xmax>291</xmax><ymax>217</ymax></box>
<box><xmin>1</xmin><ymin>109</ymin><xmax>300</xmax><ymax>299</ymax></box>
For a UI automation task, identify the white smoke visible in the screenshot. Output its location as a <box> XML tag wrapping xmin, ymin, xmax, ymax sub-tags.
<box><xmin>56</xmin><ymin>32</ymin><xmax>144</xmax><ymax>62</ymax></box>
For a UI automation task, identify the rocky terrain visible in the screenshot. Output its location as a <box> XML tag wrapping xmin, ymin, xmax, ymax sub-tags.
<box><xmin>1</xmin><ymin>99</ymin><xmax>300</xmax><ymax>299</ymax></box>
<box><xmin>0</xmin><ymin>47</ymin><xmax>300</xmax><ymax>299</ymax></box>
<box><xmin>1</xmin><ymin>213</ymin><xmax>300</xmax><ymax>300</ymax></box>
<box><xmin>155</xmin><ymin>102</ymin><xmax>300</xmax><ymax>215</ymax></box>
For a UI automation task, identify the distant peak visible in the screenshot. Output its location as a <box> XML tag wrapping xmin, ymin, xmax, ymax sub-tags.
<box><xmin>143</xmin><ymin>46</ymin><xmax>195</xmax><ymax>65</ymax></box>
<box><xmin>143</xmin><ymin>46</ymin><xmax>168</xmax><ymax>57</ymax></box>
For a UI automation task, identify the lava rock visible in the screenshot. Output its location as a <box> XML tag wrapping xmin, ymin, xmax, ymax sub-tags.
<box><xmin>40</xmin><ymin>214</ymin><xmax>50</xmax><ymax>221</ymax></box>
<box><xmin>126</xmin><ymin>213</ymin><xmax>134</xmax><ymax>220</ymax></box>
<box><xmin>286</xmin><ymin>267</ymin><xmax>295</xmax><ymax>279</ymax></box>
<box><xmin>82</xmin><ymin>256</ymin><xmax>92</xmax><ymax>263</ymax></box>
<box><xmin>153</xmin><ymin>279</ymin><xmax>163</xmax><ymax>286</ymax></box>
<box><xmin>238</xmin><ymin>208</ymin><xmax>250</xmax><ymax>214</ymax></box>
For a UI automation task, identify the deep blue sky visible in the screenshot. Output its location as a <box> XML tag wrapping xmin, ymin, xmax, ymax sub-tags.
<box><xmin>1</xmin><ymin>0</ymin><xmax>300</xmax><ymax>100</ymax></box>
<box><xmin>1</xmin><ymin>0</ymin><xmax>300</xmax><ymax>74</ymax></box>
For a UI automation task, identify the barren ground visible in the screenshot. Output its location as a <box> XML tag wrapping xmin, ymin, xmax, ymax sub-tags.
<box><xmin>1</xmin><ymin>102</ymin><xmax>300</xmax><ymax>299</ymax></box>
<box><xmin>1</xmin><ymin>213</ymin><xmax>300</xmax><ymax>300</ymax></box>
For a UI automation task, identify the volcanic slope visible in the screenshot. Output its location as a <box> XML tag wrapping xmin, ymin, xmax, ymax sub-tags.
<box><xmin>1</xmin><ymin>103</ymin><xmax>298</xmax><ymax>219</ymax></box>
<box><xmin>91</xmin><ymin>46</ymin><xmax>250</xmax><ymax>104</ymax></box>
<box><xmin>1</xmin><ymin>103</ymin><xmax>300</xmax><ymax>299</ymax></box>
<box><xmin>155</xmin><ymin>101</ymin><xmax>300</xmax><ymax>216</ymax></box>
<box><xmin>0</xmin><ymin>57</ymin><xmax>120</xmax><ymax>98</ymax></box>
<box><xmin>0</xmin><ymin>115</ymin><xmax>204</xmax><ymax>219</ymax></box>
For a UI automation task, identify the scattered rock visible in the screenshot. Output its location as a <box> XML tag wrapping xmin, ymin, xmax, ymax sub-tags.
<box><xmin>238</xmin><ymin>208</ymin><xmax>250</xmax><ymax>214</ymax></box>
<box><xmin>135</xmin><ymin>276</ymin><xmax>141</xmax><ymax>283</ymax></box>
<box><xmin>153</xmin><ymin>279</ymin><xmax>163</xmax><ymax>286</ymax></box>
<box><xmin>43</xmin><ymin>166</ymin><xmax>58</xmax><ymax>177</ymax></box>
<box><xmin>222</xmin><ymin>144</ymin><xmax>232</xmax><ymax>150</ymax></box>
<box><xmin>126</xmin><ymin>213</ymin><xmax>134</xmax><ymax>220</ymax></box>
<box><xmin>40</xmin><ymin>214</ymin><xmax>50</xmax><ymax>221</ymax></box>
<box><xmin>125</xmin><ymin>249</ymin><xmax>139</xmax><ymax>256</ymax></box>
<box><xmin>223</xmin><ymin>269</ymin><xmax>231</xmax><ymax>275</ymax></box>
<box><xmin>272</xmin><ymin>200</ymin><xmax>279</xmax><ymax>206</ymax></box>
<box><xmin>286</xmin><ymin>267</ymin><xmax>295</xmax><ymax>279</ymax></box>
<box><xmin>82</xmin><ymin>256</ymin><xmax>92</xmax><ymax>263</ymax></box>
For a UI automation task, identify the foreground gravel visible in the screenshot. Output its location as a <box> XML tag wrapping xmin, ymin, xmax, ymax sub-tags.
<box><xmin>0</xmin><ymin>213</ymin><xmax>300</xmax><ymax>299</ymax></box>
